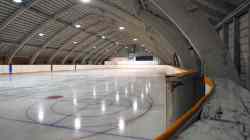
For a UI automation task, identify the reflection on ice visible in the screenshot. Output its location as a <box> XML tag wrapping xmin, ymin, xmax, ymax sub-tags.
<box><xmin>125</xmin><ymin>88</ymin><xmax>128</xmax><ymax>97</ymax></box>
<box><xmin>101</xmin><ymin>100</ymin><xmax>106</xmax><ymax>113</ymax></box>
<box><xmin>93</xmin><ymin>87</ymin><xmax>96</xmax><ymax>98</ymax></box>
<box><xmin>116</xmin><ymin>92</ymin><xmax>120</xmax><ymax>103</ymax></box>
<box><xmin>131</xmin><ymin>83</ymin><xmax>134</xmax><ymax>92</ymax></box>
<box><xmin>74</xmin><ymin>117</ymin><xmax>81</xmax><ymax>130</ymax></box>
<box><xmin>133</xmin><ymin>99</ymin><xmax>138</xmax><ymax>113</ymax></box>
<box><xmin>141</xmin><ymin>92</ymin><xmax>144</xmax><ymax>100</ymax></box>
<box><xmin>118</xmin><ymin>117</ymin><xmax>125</xmax><ymax>132</ymax></box>
<box><xmin>73</xmin><ymin>98</ymin><xmax>78</xmax><ymax>106</ymax></box>
<box><xmin>145</xmin><ymin>85</ymin><xmax>149</xmax><ymax>95</ymax></box>
<box><xmin>148</xmin><ymin>81</ymin><xmax>151</xmax><ymax>89</ymax></box>
<box><xmin>38</xmin><ymin>105</ymin><xmax>44</xmax><ymax>122</ymax></box>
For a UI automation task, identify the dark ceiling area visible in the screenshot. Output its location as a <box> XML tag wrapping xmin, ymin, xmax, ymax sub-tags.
<box><xmin>141</xmin><ymin>0</ymin><xmax>247</xmax><ymax>25</ymax></box>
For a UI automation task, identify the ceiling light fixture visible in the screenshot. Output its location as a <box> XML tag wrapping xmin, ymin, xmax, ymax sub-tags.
<box><xmin>75</xmin><ymin>24</ymin><xmax>81</xmax><ymax>28</ymax></box>
<box><xmin>38</xmin><ymin>33</ymin><xmax>45</xmax><ymax>37</ymax></box>
<box><xmin>133</xmin><ymin>38</ymin><xmax>138</xmax><ymax>41</ymax></box>
<box><xmin>119</xmin><ymin>26</ymin><xmax>125</xmax><ymax>30</ymax></box>
<box><xmin>73</xmin><ymin>41</ymin><xmax>78</xmax><ymax>44</ymax></box>
<box><xmin>102</xmin><ymin>36</ymin><xmax>106</xmax><ymax>39</ymax></box>
<box><xmin>13</xmin><ymin>0</ymin><xmax>22</xmax><ymax>3</ymax></box>
<box><xmin>80</xmin><ymin>0</ymin><xmax>91</xmax><ymax>3</ymax></box>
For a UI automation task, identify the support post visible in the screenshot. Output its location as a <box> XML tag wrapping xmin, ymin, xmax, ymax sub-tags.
<box><xmin>233</xmin><ymin>17</ymin><xmax>241</xmax><ymax>74</ymax></box>
<box><xmin>248</xmin><ymin>9</ymin><xmax>250</xmax><ymax>89</ymax></box>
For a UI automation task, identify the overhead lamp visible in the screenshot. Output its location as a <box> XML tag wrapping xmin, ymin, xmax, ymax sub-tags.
<box><xmin>75</xmin><ymin>24</ymin><xmax>81</xmax><ymax>28</ymax></box>
<box><xmin>38</xmin><ymin>33</ymin><xmax>45</xmax><ymax>37</ymax></box>
<box><xmin>133</xmin><ymin>38</ymin><xmax>138</xmax><ymax>41</ymax></box>
<box><xmin>13</xmin><ymin>0</ymin><xmax>22</xmax><ymax>3</ymax></box>
<box><xmin>119</xmin><ymin>26</ymin><xmax>125</xmax><ymax>30</ymax></box>
<box><xmin>80</xmin><ymin>0</ymin><xmax>91</xmax><ymax>3</ymax></box>
<box><xmin>102</xmin><ymin>36</ymin><xmax>106</xmax><ymax>39</ymax></box>
<box><xmin>73</xmin><ymin>41</ymin><xmax>78</xmax><ymax>44</ymax></box>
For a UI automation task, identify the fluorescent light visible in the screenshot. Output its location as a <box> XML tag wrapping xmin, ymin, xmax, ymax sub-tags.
<box><xmin>119</xmin><ymin>26</ymin><xmax>125</xmax><ymax>30</ymax></box>
<box><xmin>102</xmin><ymin>36</ymin><xmax>106</xmax><ymax>39</ymax></box>
<box><xmin>75</xmin><ymin>24</ymin><xmax>81</xmax><ymax>28</ymax></box>
<box><xmin>13</xmin><ymin>0</ymin><xmax>22</xmax><ymax>3</ymax></box>
<box><xmin>80</xmin><ymin>0</ymin><xmax>91</xmax><ymax>3</ymax></box>
<box><xmin>38</xmin><ymin>33</ymin><xmax>45</xmax><ymax>37</ymax></box>
<box><xmin>133</xmin><ymin>38</ymin><xmax>138</xmax><ymax>41</ymax></box>
<box><xmin>73</xmin><ymin>41</ymin><xmax>78</xmax><ymax>44</ymax></box>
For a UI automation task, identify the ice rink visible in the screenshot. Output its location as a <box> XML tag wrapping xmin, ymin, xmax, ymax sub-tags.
<box><xmin>0</xmin><ymin>69</ymin><xmax>168</xmax><ymax>140</ymax></box>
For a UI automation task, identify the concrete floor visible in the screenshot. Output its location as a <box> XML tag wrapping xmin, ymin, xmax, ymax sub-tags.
<box><xmin>0</xmin><ymin>69</ymin><xmax>168</xmax><ymax>140</ymax></box>
<box><xmin>177</xmin><ymin>78</ymin><xmax>250</xmax><ymax>140</ymax></box>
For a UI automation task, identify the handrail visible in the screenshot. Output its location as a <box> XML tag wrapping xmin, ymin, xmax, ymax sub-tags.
<box><xmin>155</xmin><ymin>77</ymin><xmax>215</xmax><ymax>140</ymax></box>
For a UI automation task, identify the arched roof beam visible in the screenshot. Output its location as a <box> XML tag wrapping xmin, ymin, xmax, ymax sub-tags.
<box><xmin>61</xmin><ymin>26</ymin><xmax>113</xmax><ymax>64</ymax></box>
<box><xmin>87</xmin><ymin>44</ymin><xmax>117</xmax><ymax>64</ymax></box>
<box><xmin>0</xmin><ymin>0</ymin><xmax>42</xmax><ymax>32</ymax></box>
<box><xmin>47</xmin><ymin>15</ymin><xmax>114</xmax><ymax>64</ymax></box>
<box><xmin>95</xmin><ymin>46</ymin><xmax>122</xmax><ymax>64</ymax></box>
<box><xmin>80</xmin><ymin>42</ymin><xmax>113</xmax><ymax>64</ymax></box>
<box><xmin>72</xmin><ymin>39</ymin><xmax>109</xmax><ymax>64</ymax></box>
<box><xmin>30</xmin><ymin>17</ymin><xmax>103</xmax><ymax>64</ymax></box>
<box><xmin>87</xmin><ymin>37</ymin><xmax>125</xmax><ymax>64</ymax></box>
<box><xmin>194</xmin><ymin>0</ymin><xmax>229</xmax><ymax>15</ymax></box>
<box><xmin>89</xmin><ymin>1</ymin><xmax>172</xmax><ymax>64</ymax></box>
<box><xmin>7</xmin><ymin>3</ymin><xmax>79</xmax><ymax>64</ymax></box>
<box><xmin>73</xmin><ymin>31</ymin><xmax>120</xmax><ymax>64</ymax></box>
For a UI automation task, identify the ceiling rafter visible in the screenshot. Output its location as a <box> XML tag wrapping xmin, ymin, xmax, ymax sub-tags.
<box><xmin>5</xmin><ymin>1</ymin><xmax>130</xmax><ymax>63</ymax></box>
<box><xmin>74</xmin><ymin>31</ymin><xmax>122</xmax><ymax>64</ymax></box>
<box><xmin>193</xmin><ymin>0</ymin><xmax>229</xmax><ymax>15</ymax></box>
<box><xmin>29</xmin><ymin>17</ymin><xmax>105</xmax><ymax>64</ymax></box>
<box><xmin>97</xmin><ymin>46</ymin><xmax>122</xmax><ymax>65</ymax></box>
<box><xmin>88</xmin><ymin>35</ymin><xmax>128</xmax><ymax>64</ymax></box>
<box><xmin>91</xmin><ymin>43</ymin><xmax>122</xmax><ymax>64</ymax></box>
<box><xmin>47</xmin><ymin>31</ymin><xmax>82</xmax><ymax>64</ymax></box>
<box><xmin>0</xmin><ymin>41</ymin><xmax>84</xmax><ymax>54</ymax></box>
<box><xmin>7</xmin><ymin>3</ymin><xmax>79</xmax><ymax>64</ymax></box>
<box><xmin>218</xmin><ymin>0</ymin><xmax>245</xmax><ymax>6</ymax></box>
<box><xmin>0</xmin><ymin>0</ymin><xmax>156</xmax><ymax>64</ymax></box>
<box><xmin>61</xmin><ymin>26</ymin><xmax>112</xmax><ymax>64</ymax></box>
<box><xmin>72</xmin><ymin>31</ymin><xmax>121</xmax><ymax>64</ymax></box>
<box><xmin>95</xmin><ymin>46</ymin><xmax>122</xmax><ymax>64</ymax></box>
<box><xmin>47</xmin><ymin>14</ymin><xmax>112</xmax><ymax>64</ymax></box>
<box><xmin>0</xmin><ymin>0</ymin><xmax>42</xmax><ymax>32</ymax></box>
<box><xmin>80</xmin><ymin>42</ymin><xmax>113</xmax><ymax>64</ymax></box>
<box><xmin>72</xmin><ymin>38</ymin><xmax>110</xmax><ymax>64</ymax></box>
<box><xmin>86</xmin><ymin>43</ymin><xmax>116</xmax><ymax>64</ymax></box>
